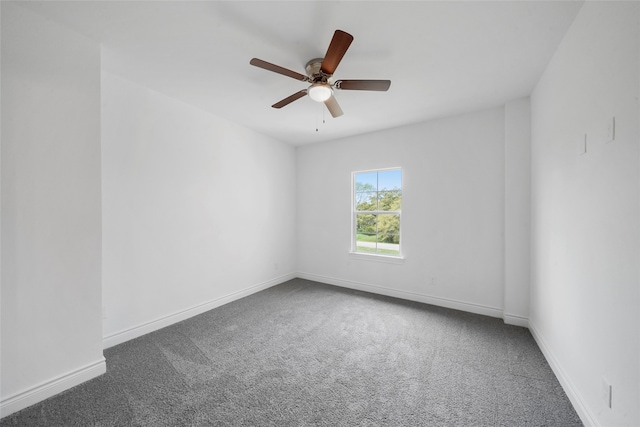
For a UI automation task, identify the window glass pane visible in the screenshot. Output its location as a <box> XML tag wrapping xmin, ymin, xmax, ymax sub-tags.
<box><xmin>375</xmin><ymin>237</ymin><xmax>400</xmax><ymax>255</ymax></box>
<box><xmin>355</xmin><ymin>231</ymin><xmax>377</xmax><ymax>254</ymax></box>
<box><xmin>377</xmin><ymin>190</ymin><xmax>401</xmax><ymax>211</ymax></box>
<box><xmin>378</xmin><ymin>169</ymin><xmax>402</xmax><ymax>191</ymax></box>
<box><xmin>356</xmin><ymin>214</ymin><xmax>377</xmax><ymax>234</ymax></box>
<box><xmin>356</xmin><ymin>241</ymin><xmax>377</xmax><ymax>254</ymax></box>
<box><xmin>377</xmin><ymin>214</ymin><xmax>400</xmax><ymax>237</ymax></box>
<box><xmin>355</xmin><ymin>172</ymin><xmax>377</xmax><ymax>193</ymax></box>
<box><xmin>356</xmin><ymin>212</ymin><xmax>377</xmax><ymax>254</ymax></box>
<box><xmin>375</xmin><ymin>236</ymin><xmax>400</xmax><ymax>255</ymax></box>
<box><xmin>377</xmin><ymin>233</ymin><xmax>400</xmax><ymax>244</ymax></box>
<box><xmin>355</xmin><ymin>191</ymin><xmax>377</xmax><ymax>211</ymax></box>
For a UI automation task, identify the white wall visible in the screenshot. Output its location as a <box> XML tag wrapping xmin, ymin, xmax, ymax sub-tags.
<box><xmin>530</xmin><ymin>2</ymin><xmax>639</xmax><ymax>426</ymax></box>
<box><xmin>297</xmin><ymin>107</ymin><xmax>514</xmax><ymax>318</ymax></box>
<box><xmin>1</xmin><ymin>3</ymin><xmax>105</xmax><ymax>417</ymax></box>
<box><xmin>101</xmin><ymin>72</ymin><xmax>297</xmax><ymax>347</ymax></box>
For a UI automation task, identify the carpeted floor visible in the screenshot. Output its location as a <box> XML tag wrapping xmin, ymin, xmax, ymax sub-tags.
<box><xmin>1</xmin><ymin>278</ymin><xmax>583</xmax><ymax>426</ymax></box>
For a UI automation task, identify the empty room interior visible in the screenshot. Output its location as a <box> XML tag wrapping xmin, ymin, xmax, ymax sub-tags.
<box><xmin>1</xmin><ymin>1</ymin><xmax>638</xmax><ymax>426</ymax></box>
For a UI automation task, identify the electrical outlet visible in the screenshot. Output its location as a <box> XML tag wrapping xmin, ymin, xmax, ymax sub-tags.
<box><xmin>602</xmin><ymin>377</ymin><xmax>612</xmax><ymax>409</ymax></box>
<box><xmin>428</xmin><ymin>276</ymin><xmax>437</xmax><ymax>287</ymax></box>
<box><xmin>606</xmin><ymin>116</ymin><xmax>616</xmax><ymax>143</ymax></box>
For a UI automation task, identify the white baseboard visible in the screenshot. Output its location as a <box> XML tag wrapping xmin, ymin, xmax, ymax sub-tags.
<box><xmin>103</xmin><ymin>273</ymin><xmax>296</xmax><ymax>349</ymax></box>
<box><xmin>528</xmin><ymin>320</ymin><xmax>596</xmax><ymax>427</ymax></box>
<box><xmin>503</xmin><ymin>313</ymin><xmax>529</xmax><ymax>328</ymax></box>
<box><xmin>1</xmin><ymin>358</ymin><xmax>106</xmax><ymax>419</ymax></box>
<box><xmin>297</xmin><ymin>272</ymin><xmax>504</xmax><ymax>319</ymax></box>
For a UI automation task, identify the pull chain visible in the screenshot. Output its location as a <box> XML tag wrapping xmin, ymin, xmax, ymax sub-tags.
<box><xmin>315</xmin><ymin>104</ymin><xmax>326</xmax><ymax>133</ymax></box>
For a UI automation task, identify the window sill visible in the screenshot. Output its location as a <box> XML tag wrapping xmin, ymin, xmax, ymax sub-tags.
<box><xmin>348</xmin><ymin>251</ymin><xmax>405</xmax><ymax>265</ymax></box>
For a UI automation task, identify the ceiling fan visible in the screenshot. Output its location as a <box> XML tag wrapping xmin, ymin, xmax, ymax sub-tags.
<box><xmin>250</xmin><ymin>30</ymin><xmax>391</xmax><ymax>118</ymax></box>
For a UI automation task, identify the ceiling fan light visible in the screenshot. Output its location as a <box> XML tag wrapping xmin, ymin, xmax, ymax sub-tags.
<box><xmin>308</xmin><ymin>84</ymin><xmax>332</xmax><ymax>102</ymax></box>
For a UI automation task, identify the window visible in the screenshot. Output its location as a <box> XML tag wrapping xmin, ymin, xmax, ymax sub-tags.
<box><xmin>352</xmin><ymin>168</ymin><xmax>402</xmax><ymax>257</ymax></box>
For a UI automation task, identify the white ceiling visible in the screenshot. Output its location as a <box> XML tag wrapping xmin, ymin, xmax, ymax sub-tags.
<box><xmin>17</xmin><ymin>1</ymin><xmax>583</xmax><ymax>145</ymax></box>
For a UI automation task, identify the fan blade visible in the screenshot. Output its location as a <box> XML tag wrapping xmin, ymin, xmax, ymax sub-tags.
<box><xmin>335</xmin><ymin>80</ymin><xmax>391</xmax><ymax>91</ymax></box>
<box><xmin>250</xmin><ymin>58</ymin><xmax>308</xmax><ymax>81</ymax></box>
<box><xmin>320</xmin><ymin>30</ymin><xmax>354</xmax><ymax>75</ymax></box>
<box><xmin>324</xmin><ymin>94</ymin><xmax>344</xmax><ymax>118</ymax></box>
<box><xmin>272</xmin><ymin>90</ymin><xmax>307</xmax><ymax>109</ymax></box>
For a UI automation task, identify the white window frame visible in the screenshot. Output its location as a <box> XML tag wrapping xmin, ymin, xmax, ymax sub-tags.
<box><xmin>350</xmin><ymin>167</ymin><xmax>403</xmax><ymax>263</ymax></box>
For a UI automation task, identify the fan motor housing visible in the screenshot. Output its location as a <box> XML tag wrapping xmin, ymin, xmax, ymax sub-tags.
<box><xmin>305</xmin><ymin>58</ymin><xmax>332</xmax><ymax>84</ymax></box>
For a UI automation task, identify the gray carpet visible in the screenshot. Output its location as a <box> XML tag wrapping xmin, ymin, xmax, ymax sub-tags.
<box><xmin>1</xmin><ymin>278</ymin><xmax>582</xmax><ymax>426</ymax></box>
